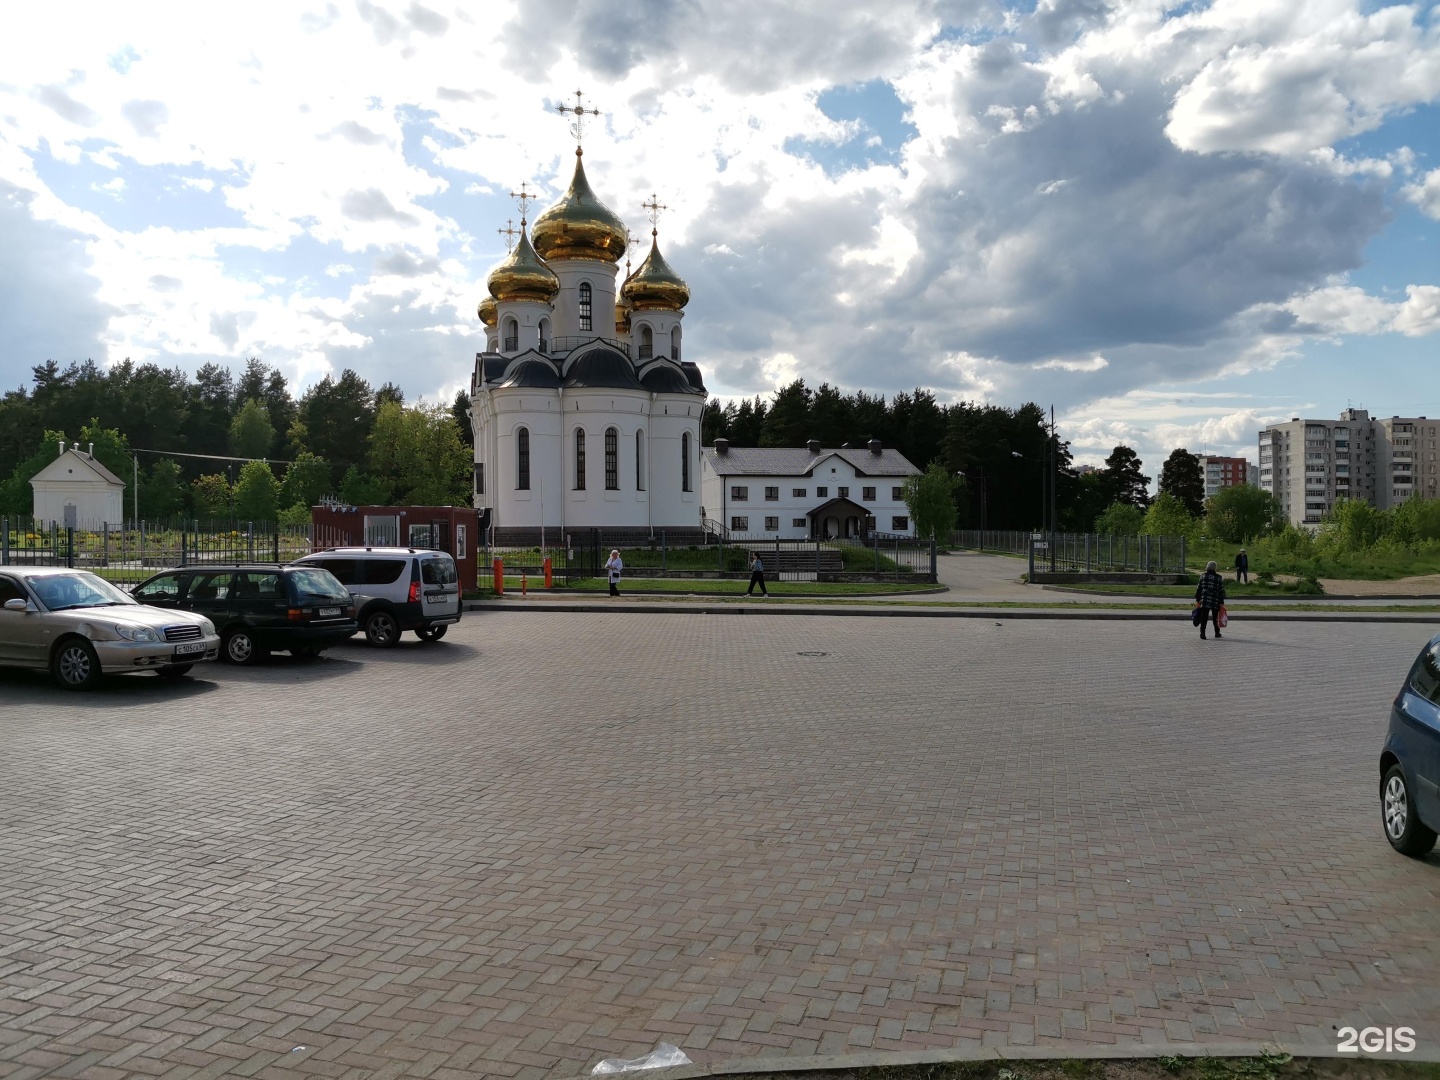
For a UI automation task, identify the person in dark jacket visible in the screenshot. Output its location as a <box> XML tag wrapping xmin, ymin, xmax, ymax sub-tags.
<box><xmin>1234</xmin><ymin>548</ymin><xmax>1249</xmax><ymax>584</ymax></box>
<box><xmin>747</xmin><ymin>552</ymin><xmax>769</xmax><ymax>597</ymax></box>
<box><xmin>1195</xmin><ymin>560</ymin><xmax>1226</xmax><ymax>639</ymax></box>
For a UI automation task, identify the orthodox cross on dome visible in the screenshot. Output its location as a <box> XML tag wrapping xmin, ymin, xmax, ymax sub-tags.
<box><xmin>641</xmin><ymin>193</ymin><xmax>668</xmax><ymax>237</ymax></box>
<box><xmin>497</xmin><ymin>218</ymin><xmax>519</xmax><ymax>252</ymax></box>
<box><xmin>624</xmin><ymin>228</ymin><xmax>642</xmax><ymax>275</ymax></box>
<box><xmin>509</xmin><ymin>182</ymin><xmax>536</xmax><ymax>226</ymax></box>
<box><xmin>557</xmin><ymin>89</ymin><xmax>600</xmax><ymax>153</ymax></box>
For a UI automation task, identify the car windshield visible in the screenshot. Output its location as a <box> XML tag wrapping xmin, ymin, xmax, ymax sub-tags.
<box><xmin>288</xmin><ymin>568</ymin><xmax>350</xmax><ymax>603</ymax></box>
<box><xmin>30</xmin><ymin>572</ymin><xmax>136</xmax><ymax>612</ymax></box>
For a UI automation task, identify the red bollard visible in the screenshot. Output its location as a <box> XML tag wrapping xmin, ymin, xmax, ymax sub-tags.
<box><xmin>521</xmin><ymin>570</ymin><xmax>528</xmax><ymax>597</ymax></box>
<box><xmin>543</xmin><ymin>556</ymin><xmax>553</xmax><ymax>589</ymax></box>
<box><xmin>493</xmin><ymin>557</ymin><xmax>503</xmax><ymax>596</ymax></box>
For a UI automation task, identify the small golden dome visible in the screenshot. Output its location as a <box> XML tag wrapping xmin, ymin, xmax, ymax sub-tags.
<box><xmin>621</xmin><ymin>236</ymin><xmax>689</xmax><ymax>311</ymax></box>
<box><xmin>486</xmin><ymin>226</ymin><xmax>558</xmax><ymax>304</ymax></box>
<box><xmin>532</xmin><ymin>151</ymin><xmax>628</xmax><ymax>264</ymax></box>
<box><xmin>615</xmin><ymin>298</ymin><xmax>631</xmax><ymax>335</ymax></box>
<box><xmin>477</xmin><ymin>294</ymin><xmax>497</xmax><ymax>327</ymax></box>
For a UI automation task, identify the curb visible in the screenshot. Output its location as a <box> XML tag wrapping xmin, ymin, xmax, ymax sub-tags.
<box><xmin>464</xmin><ymin>600</ymin><xmax>1438</xmax><ymax>622</ymax></box>
<box><xmin>1040</xmin><ymin>585</ymin><xmax>1440</xmax><ymax>602</ymax></box>
<box><xmin>555</xmin><ymin>1042</ymin><xmax>1437</xmax><ymax>1080</ymax></box>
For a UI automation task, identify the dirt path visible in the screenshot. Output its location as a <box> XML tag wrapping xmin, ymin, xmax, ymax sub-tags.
<box><xmin>1318</xmin><ymin>573</ymin><xmax>1440</xmax><ymax>596</ymax></box>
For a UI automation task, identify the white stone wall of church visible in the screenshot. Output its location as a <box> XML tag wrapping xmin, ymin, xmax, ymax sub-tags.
<box><xmin>630</xmin><ymin>310</ymin><xmax>683</xmax><ymax>362</ymax></box>
<box><xmin>645</xmin><ymin>398</ymin><xmax>702</xmax><ymax>530</ymax></box>
<box><xmin>550</xmin><ymin>261</ymin><xmax>618</xmax><ymax>340</ymax></box>
<box><xmin>494</xmin><ymin>299</ymin><xmax>553</xmax><ymax>354</ymax></box>
<box><xmin>491</xmin><ymin>394</ymin><xmax>564</xmax><ymax>531</ymax></box>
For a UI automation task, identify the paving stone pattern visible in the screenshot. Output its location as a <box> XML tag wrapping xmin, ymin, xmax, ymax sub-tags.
<box><xmin>1</xmin><ymin>616</ymin><xmax>1438</xmax><ymax>1079</ymax></box>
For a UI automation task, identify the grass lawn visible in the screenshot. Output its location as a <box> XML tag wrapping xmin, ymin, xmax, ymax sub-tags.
<box><xmin>554</xmin><ymin>578</ymin><xmax>942</xmax><ymax>597</ymax></box>
<box><xmin>1187</xmin><ymin>538</ymin><xmax>1440</xmax><ymax>581</ymax></box>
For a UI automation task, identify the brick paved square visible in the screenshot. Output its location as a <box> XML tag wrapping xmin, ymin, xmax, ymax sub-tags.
<box><xmin>1</xmin><ymin>614</ymin><xmax>1438</xmax><ymax>1078</ymax></box>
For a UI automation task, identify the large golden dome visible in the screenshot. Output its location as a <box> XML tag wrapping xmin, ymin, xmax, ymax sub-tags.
<box><xmin>477</xmin><ymin>294</ymin><xmax>497</xmax><ymax>326</ymax></box>
<box><xmin>621</xmin><ymin>236</ymin><xmax>689</xmax><ymax>311</ymax></box>
<box><xmin>486</xmin><ymin>226</ymin><xmax>559</xmax><ymax>304</ymax></box>
<box><xmin>531</xmin><ymin>150</ymin><xmax>628</xmax><ymax>264</ymax></box>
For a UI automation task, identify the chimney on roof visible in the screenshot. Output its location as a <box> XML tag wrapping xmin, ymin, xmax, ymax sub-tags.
<box><xmin>1291</xmin><ymin>417</ymin><xmax>1299</xmax><ymax>422</ymax></box>
<box><xmin>87</xmin><ymin>442</ymin><xmax>94</xmax><ymax>457</ymax></box>
<box><xmin>714</xmin><ymin>438</ymin><xmax>729</xmax><ymax>455</ymax></box>
<box><xmin>868</xmin><ymin>438</ymin><xmax>882</xmax><ymax>455</ymax></box>
<box><xmin>806</xmin><ymin>438</ymin><xmax>820</xmax><ymax>453</ymax></box>
<box><xmin>58</xmin><ymin>439</ymin><xmax>66</xmax><ymax>456</ymax></box>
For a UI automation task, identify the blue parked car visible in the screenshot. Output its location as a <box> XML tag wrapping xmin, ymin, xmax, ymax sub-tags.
<box><xmin>1381</xmin><ymin>633</ymin><xmax>1440</xmax><ymax>857</ymax></box>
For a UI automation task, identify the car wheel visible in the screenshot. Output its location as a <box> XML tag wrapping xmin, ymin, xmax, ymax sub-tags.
<box><xmin>52</xmin><ymin>638</ymin><xmax>103</xmax><ymax>691</ymax></box>
<box><xmin>223</xmin><ymin>628</ymin><xmax>264</xmax><ymax>665</ymax></box>
<box><xmin>415</xmin><ymin>626</ymin><xmax>447</xmax><ymax>642</ymax></box>
<box><xmin>156</xmin><ymin>664</ymin><xmax>194</xmax><ymax>679</ymax></box>
<box><xmin>364</xmin><ymin>610</ymin><xmax>401</xmax><ymax>648</ymax></box>
<box><xmin>1382</xmin><ymin>764</ymin><xmax>1438</xmax><ymax>857</ymax></box>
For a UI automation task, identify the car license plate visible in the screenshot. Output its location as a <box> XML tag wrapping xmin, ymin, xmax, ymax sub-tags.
<box><xmin>425</xmin><ymin>593</ymin><xmax>452</xmax><ymax>604</ymax></box>
<box><xmin>319</xmin><ymin>607</ymin><xmax>341</xmax><ymax>616</ymax></box>
<box><xmin>173</xmin><ymin>642</ymin><xmax>206</xmax><ymax>657</ymax></box>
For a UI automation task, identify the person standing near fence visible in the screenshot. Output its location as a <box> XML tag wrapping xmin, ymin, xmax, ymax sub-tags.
<box><xmin>747</xmin><ymin>551</ymin><xmax>768</xmax><ymax>597</ymax></box>
<box><xmin>1195</xmin><ymin>559</ymin><xmax>1226</xmax><ymax>640</ymax></box>
<box><xmin>605</xmin><ymin>549</ymin><xmax>623</xmax><ymax>596</ymax></box>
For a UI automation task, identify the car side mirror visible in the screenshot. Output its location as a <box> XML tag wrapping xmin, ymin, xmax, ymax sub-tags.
<box><xmin>4</xmin><ymin>598</ymin><xmax>29</xmax><ymax>612</ymax></box>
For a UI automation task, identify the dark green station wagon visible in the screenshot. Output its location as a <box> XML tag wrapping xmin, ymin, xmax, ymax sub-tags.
<box><xmin>132</xmin><ymin>565</ymin><xmax>358</xmax><ymax>664</ymax></box>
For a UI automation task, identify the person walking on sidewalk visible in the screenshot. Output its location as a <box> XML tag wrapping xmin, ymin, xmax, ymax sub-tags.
<box><xmin>1234</xmin><ymin>548</ymin><xmax>1249</xmax><ymax>584</ymax></box>
<box><xmin>747</xmin><ymin>551</ymin><xmax>769</xmax><ymax>597</ymax></box>
<box><xmin>1196</xmin><ymin>560</ymin><xmax>1226</xmax><ymax>639</ymax></box>
<box><xmin>605</xmin><ymin>549</ymin><xmax>623</xmax><ymax>597</ymax></box>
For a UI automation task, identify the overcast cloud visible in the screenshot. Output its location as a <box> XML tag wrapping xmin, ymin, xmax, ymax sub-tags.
<box><xmin>1</xmin><ymin>0</ymin><xmax>1438</xmax><ymax>469</ymax></box>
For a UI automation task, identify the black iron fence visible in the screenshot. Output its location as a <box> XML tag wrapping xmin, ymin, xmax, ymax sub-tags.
<box><xmin>481</xmin><ymin>530</ymin><xmax>937</xmax><ymax>586</ymax></box>
<box><xmin>952</xmin><ymin>529</ymin><xmax>1187</xmax><ymax>574</ymax></box>
<box><xmin>0</xmin><ymin>516</ymin><xmax>314</xmax><ymax>586</ymax></box>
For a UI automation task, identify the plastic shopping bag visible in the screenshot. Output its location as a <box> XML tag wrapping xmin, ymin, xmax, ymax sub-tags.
<box><xmin>1217</xmin><ymin>604</ymin><xmax>1228</xmax><ymax>629</ymax></box>
<box><xmin>592</xmin><ymin>1043</ymin><xmax>692</xmax><ymax>1075</ymax></box>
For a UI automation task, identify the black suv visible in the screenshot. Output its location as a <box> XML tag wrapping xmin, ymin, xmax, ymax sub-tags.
<box><xmin>133</xmin><ymin>565</ymin><xmax>357</xmax><ymax>664</ymax></box>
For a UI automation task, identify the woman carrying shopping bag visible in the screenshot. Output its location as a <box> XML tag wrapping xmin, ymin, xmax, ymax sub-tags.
<box><xmin>1195</xmin><ymin>560</ymin><xmax>1226</xmax><ymax>640</ymax></box>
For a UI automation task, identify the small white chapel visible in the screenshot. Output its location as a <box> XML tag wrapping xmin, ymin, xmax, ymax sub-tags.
<box><xmin>470</xmin><ymin>96</ymin><xmax>707</xmax><ymax>544</ymax></box>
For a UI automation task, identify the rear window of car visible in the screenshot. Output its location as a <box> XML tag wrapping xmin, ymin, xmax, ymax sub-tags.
<box><xmin>185</xmin><ymin>572</ymin><xmax>232</xmax><ymax>601</ymax></box>
<box><xmin>421</xmin><ymin>556</ymin><xmax>457</xmax><ymax>586</ymax></box>
<box><xmin>1412</xmin><ymin>644</ymin><xmax>1440</xmax><ymax>706</ymax></box>
<box><xmin>235</xmin><ymin>572</ymin><xmax>284</xmax><ymax>600</ymax></box>
<box><xmin>287</xmin><ymin>568</ymin><xmax>349</xmax><ymax>603</ymax></box>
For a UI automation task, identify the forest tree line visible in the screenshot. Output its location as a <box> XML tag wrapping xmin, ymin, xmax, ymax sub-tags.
<box><xmin>0</xmin><ymin>358</ymin><xmax>473</xmax><ymax>524</ymax></box>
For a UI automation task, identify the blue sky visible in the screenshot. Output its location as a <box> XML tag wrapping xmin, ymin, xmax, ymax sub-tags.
<box><xmin>2</xmin><ymin>0</ymin><xmax>1438</xmax><ymax>473</ymax></box>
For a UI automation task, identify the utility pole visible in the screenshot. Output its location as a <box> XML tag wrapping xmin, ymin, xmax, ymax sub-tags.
<box><xmin>1050</xmin><ymin>404</ymin><xmax>1058</xmax><ymax>573</ymax></box>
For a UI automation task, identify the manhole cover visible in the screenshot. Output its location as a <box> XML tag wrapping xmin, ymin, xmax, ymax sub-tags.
<box><xmin>796</xmin><ymin>651</ymin><xmax>829</xmax><ymax>657</ymax></box>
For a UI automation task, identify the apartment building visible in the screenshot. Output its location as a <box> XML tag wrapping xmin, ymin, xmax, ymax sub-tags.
<box><xmin>1198</xmin><ymin>455</ymin><xmax>1249</xmax><ymax>499</ymax></box>
<box><xmin>1257</xmin><ymin>409</ymin><xmax>1439</xmax><ymax>526</ymax></box>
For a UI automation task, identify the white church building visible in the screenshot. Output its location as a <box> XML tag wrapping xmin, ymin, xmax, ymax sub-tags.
<box><xmin>470</xmin><ymin>141</ymin><xmax>706</xmax><ymax>544</ymax></box>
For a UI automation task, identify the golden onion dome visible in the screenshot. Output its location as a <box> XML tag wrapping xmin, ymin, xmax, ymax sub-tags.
<box><xmin>477</xmin><ymin>294</ymin><xmax>497</xmax><ymax>327</ymax></box>
<box><xmin>531</xmin><ymin>150</ymin><xmax>628</xmax><ymax>264</ymax></box>
<box><xmin>615</xmin><ymin>298</ymin><xmax>631</xmax><ymax>335</ymax></box>
<box><xmin>486</xmin><ymin>226</ymin><xmax>558</xmax><ymax>304</ymax></box>
<box><xmin>621</xmin><ymin>235</ymin><xmax>690</xmax><ymax>311</ymax></box>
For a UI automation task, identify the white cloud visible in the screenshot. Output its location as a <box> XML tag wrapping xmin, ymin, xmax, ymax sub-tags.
<box><xmin>1403</xmin><ymin>167</ymin><xmax>1440</xmax><ymax>220</ymax></box>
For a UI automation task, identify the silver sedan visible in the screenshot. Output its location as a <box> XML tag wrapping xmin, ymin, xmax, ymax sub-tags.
<box><xmin>0</xmin><ymin>567</ymin><xmax>220</xmax><ymax>690</ymax></box>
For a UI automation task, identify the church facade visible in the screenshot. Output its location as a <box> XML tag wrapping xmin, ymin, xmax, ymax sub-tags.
<box><xmin>470</xmin><ymin>145</ymin><xmax>706</xmax><ymax>544</ymax></box>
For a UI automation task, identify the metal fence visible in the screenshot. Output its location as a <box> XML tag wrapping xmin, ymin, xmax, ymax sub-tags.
<box><xmin>483</xmin><ymin>530</ymin><xmax>937</xmax><ymax>584</ymax></box>
<box><xmin>0</xmin><ymin>516</ymin><xmax>315</xmax><ymax>586</ymax></box>
<box><xmin>952</xmin><ymin>529</ymin><xmax>1188</xmax><ymax>575</ymax></box>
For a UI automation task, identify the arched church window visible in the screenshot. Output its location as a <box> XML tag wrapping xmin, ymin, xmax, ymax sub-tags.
<box><xmin>503</xmin><ymin>318</ymin><xmax>518</xmax><ymax>353</ymax></box>
<box><xmin>579</xmin><ymin>282</ymin><xmax>592</xmax><ymax>332</ymax></box>
<box><xmin>671</xmin><ymin>326</ymin><xmax>681</xmax><ymax>361</ymax></box>
<box><xmin>605</xmin><ymin>427</ymin><xmax>618</xmax><ymax>490</ymax></box>
<box><xmin>682</xmin><ymin>431</ymin><xmax>691</xmax><ymax>492</ymax></box>
<box><xmin>539</xmin><ymin>318</ymin><xmax>551</xmax><ymax>354</ymax></box>
<box><xmin>636</xmin><ymin>430</ymin><xmax>646</xmax><ymax>491</ymax></box>
<box><xmin>575</xmin><ymin>429</ymin><xmax>586</xmax><ymax>490</ymax></box>
<box><xmin>517</xmin><ymin>427</ymin><xmax>530</xmax><ymax>490</ymax></box>
<box><xmin>639</xmin><ymin>324</ymin><xmax>653</xmax><ymax>359</ymax></box>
